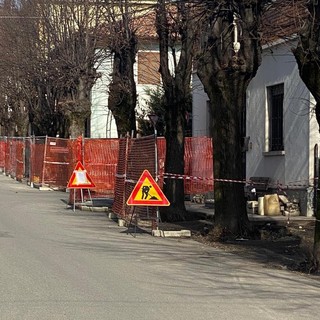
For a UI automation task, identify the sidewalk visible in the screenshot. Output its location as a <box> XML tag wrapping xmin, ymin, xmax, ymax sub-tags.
<box><xmin>79</xmin><ymin>195</ymin><xmax>315</xmax><ymax>228</ymax></box>
<box><xmin>185</xmin><ymin>200</ymin><xmax>315</xmax><ymax>223</ymax></box>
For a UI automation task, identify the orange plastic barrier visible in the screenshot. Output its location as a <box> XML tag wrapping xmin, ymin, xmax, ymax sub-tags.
<box><xmin>41</xmin><ymin>137</ymin><xmax>72</xmax><ymax>188</ymax></box>
<box><xmin>1</xmin><ymin>135</ymin><xmax>213</xmax><ymax>210</ymax></box>
<box><xmin>15</xmin><ymin>139</ymin><xmax>25</xmax><ymax>181</ymax></box>
<box><xmin>157</xmin><ymin>137</ymin><xmax>213</xmax><ymax>194</ymax></box>
<box><xmin>0</xmin><ymin>138</ymin><xmax>6</xmax><ymax>170</ymax></box>
<box><xmin>185</xmin><ymin>137</ymin><xmax>214</xmax><ymax>194</ymax></box>
<box><xmin>112</xmin><ymin>135</ymin><xmax>213</xmax><ymax>220</ymax></box>
<box><xmin>69</xmin><ymin>137</ymin><xmax>120</xmax><ymax>204</ymax></box>
<box><xmin>4</xmin><ymin>138</ymin><xmax>25</xmax><ymax>179</ymax></box>
<box><xmin>5</xmin><ymin>139</ymin><xmax>14</xmax><ymax>176</ymax></box>
<box><xmin>83</xmin><ymin>138</ymin><xmax>119</xmax><ymax>196</ymax></box>
<box><xmin>30</xmin><ymin>137</ymin><xmax>46</xmax><ymax>185</ymax></box>
<box><xmin>112</xmin><ymin>136</ymin><xmax>157</xmax><ymax>220</ymax></box>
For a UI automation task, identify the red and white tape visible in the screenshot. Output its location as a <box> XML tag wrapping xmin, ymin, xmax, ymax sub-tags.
<box><xmin>161</xmin><ymin>173</ymin><xmax>314</xmax><ymax>188</ymax></box>
<box><xmin>116</xmin><ymin>172</ymin><xmax>315</xmax><ymax>189</ymax></box>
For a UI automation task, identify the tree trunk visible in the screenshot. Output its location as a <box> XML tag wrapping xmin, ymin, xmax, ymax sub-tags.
<box><xmin>156</xmin><ymin>0</ymin><xmax>196</xmax><ymax>221</ymax></box>
<box><xmin>68</xmin><ymin>77</ymin><xmax>92</xmax><ymax>138</ymax></box>
<box><xmin>160</xmin><ymin>86</ymin><xmax>187</xmax><ymax>221</ymax></box>
<box><xmin>69</xmin><ymin>118</ymin><xmax>85</xmax><ymax>138</ymax></box>
<box><xmin>108</xmin><ymin>38</ymin><xmax>137</xmax><ymax>137</ymax></box>
<box><xmin>314</xmin><ymin>195</ymin><xmax>320</xmax><ymax>271</ymax></box>
<box><xmin>204</xmin><ymin>77</ymin><xmax>248</xmax><ymax>235</ymax></box>
<box><xmin>196</xmin><ymin>1</ymin><xmax>266</xmax><ymax>236</ymax></box>
<box><xmin>292</xmin><ymin>2</ymin><xmax>320</xmax><ymax>272</ymax></box>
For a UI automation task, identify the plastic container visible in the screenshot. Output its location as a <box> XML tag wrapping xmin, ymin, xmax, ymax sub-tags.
<box><xmin>264</xmin><ymin>194</ymin><xmax>281</xmax><ymax>216</ymax></box>
<box><xmin>247</xmin><ymin>201</ymin><xmax>258</xmax><ymax>214</ymax></box>
<box><xmin>258</xmin><ymin>197</ymin><xmax>264</xmax><ymax>215</ymax></box>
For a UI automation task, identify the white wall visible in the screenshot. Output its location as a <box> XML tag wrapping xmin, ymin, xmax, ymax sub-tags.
<box><xmin>192</xmin><ymin>73</ymin><xmax>210</xmax><ymax>137</ymax></box>
<box><xmin>246</xmin><ymin>40</ymin><xmax>320</xmax><ymax>215</ymax></box>
<box><xmin>309</xmin><ymin>94</ymin><xmax>319</xmax><ymax>179</ymax></box>
<box><xmin>246</xmin><ymin>41</ymin><xmax>314</xmax><ymax>186</ymax></box>
<box><xmin>191</xmin><ymin>40</ymin><xmax>319</xmax><ymax>215</ymax></box>
<box><xmin>91</xmin><ymin>55</ymin><xmax>118</xmax><ymax>138</ymax></box>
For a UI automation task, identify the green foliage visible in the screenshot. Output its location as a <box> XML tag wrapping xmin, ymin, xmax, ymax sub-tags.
<box><xmin>137</xmin><ymin>87</ymin><xmax>166</xmax><ymax>136</ymax></box>
<box><xmin>137</xmin><ymin>86</ymin><xmax>193</xmax><ymax>137</ymax></box>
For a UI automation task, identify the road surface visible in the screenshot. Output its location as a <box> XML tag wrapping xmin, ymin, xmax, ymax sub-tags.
<box><xmin>0</xmin><ymin>174</ymin><xmax>319</xmax><ymax>320</ymax></box>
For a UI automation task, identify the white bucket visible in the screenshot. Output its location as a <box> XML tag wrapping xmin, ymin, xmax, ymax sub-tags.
<box><xmin>258</xmin><ymin>197</ymin><xmax>264</xmax><ymax>215</ymax></box>
<box><xmin>246</xmin><ymin>201</ymin><xmax>258</xmax><ymax>214</ymax></box>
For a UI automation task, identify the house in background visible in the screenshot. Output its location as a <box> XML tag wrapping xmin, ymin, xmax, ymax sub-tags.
<box><xmin>90</xmin><ymin>38</ymin><xmax>160</xmax><ymax>138</ymax></box>
<box><xmin>90</xmin><ymin>7</ymin><xmax>183</xmax><ymax>139</ymax></box>
<box><xmin>246</xmin><ymin>39</ymin><xmax>319</xmax><ymax>217</ymax></box>
<box><xmin>192</xmin><ymin>23</ymin><xmax>319</xmax><ymax>217</ymax></box>
<box><xmin>192</xmin><ymin>76</ymin><xmax>211</xmax><ymax>138</ymax></box>
<box><xmin>90</xmin><ymin>7</ymin><xmax>164</xmax><ymax>139</ymax></box>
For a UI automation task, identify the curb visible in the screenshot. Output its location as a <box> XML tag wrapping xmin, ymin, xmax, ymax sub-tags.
<box><xmin>79</xmin><ymin>205</ymin><xmax>110</xmax><ymax>212</ymax></box>
<box><xmin>152</xmin><ymin>229</ymin><xmax>191</xmax><ymax>238</ymax></box>
<box><xmin>77</xmin><ymin>206</ymin><xmax>192</xmax><ymax>238</ymax></box>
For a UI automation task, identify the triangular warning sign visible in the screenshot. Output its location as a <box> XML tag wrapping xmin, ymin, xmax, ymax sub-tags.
<box><xmin>67</xmin><ymin>161</ymin><xmax>96</xmax><ymax>189</ymax></box>
<box><xmin>127</xmin><ymin>170</ymin><xmax>170</xmax><ymax>206</ymax></box>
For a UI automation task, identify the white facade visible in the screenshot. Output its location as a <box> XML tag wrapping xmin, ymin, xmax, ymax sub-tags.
<box><xmin>91</xmin><ymin>55</ymin><xmax>118</xmax><ymax>138</ymax></box>
<box><xmin>192</xmin><ymin>74</ymin><xmax>210</xmax><ymax>137</ymax></box>
<box><xmin>192</xmin><ymin>40</ymin><xmax>320</xmax><ymax>216</ymax></box>
<box><xmin>247</xmin><ymin>40</ymin><xmax>319</xmax><ymax>216</ymax></box>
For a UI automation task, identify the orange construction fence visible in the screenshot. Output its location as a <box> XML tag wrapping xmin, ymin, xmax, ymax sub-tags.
<box><xmin>83</xmin><ymin>138</ymin><xmax>119</xmax><ymax>196</ymax></box>
<box><xmin>112</xmin><ymin>135</ymin><xmax>214</xmax><ymax>220</ymax></box>
<box><xmin>0</xmin><ymin>135</ymin><xmax>213</xmax><ymax>207</ymax></box>
<box><xmin>0</xmin><ymin>137</ymin><xmax>6</xmax><ymax>171</ymax></box>
<box><xmin>2</xmin><ymin>137</ymin><xmax>26</xmax><ymax>181</ymax></box>
<box><xmin>157</xmin><ymin>137</ymin><xmax>214</xmax><ymax>194</ymax></box>
<box><xmin>112</xmin><ymin>135</ymin><xmax>157</xmax><ymax>220</ymax></box>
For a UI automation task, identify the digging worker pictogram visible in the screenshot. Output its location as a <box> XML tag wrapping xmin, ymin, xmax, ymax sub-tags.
<box><xmin>141</xmin><ymin>185</ymin><xmax>152</xmax><ymax>199</ymax></box>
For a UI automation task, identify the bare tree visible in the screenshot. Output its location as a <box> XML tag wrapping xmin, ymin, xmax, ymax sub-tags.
<box><xmin>195</xmin><ymin>0</ymin><xmax>271</xmax><ymax>236</ymax></box>
<box><xmin>35</xmin><ymin>0</ymin><xmax>107</xmax><ymax>137</ymax></box>
<box><xmin>155</xmin><ymin>0</ymin><xmax>198</xmax><ymax>221</ymax></box>
<box><xmin>292</xmin><ymin>0</ymin><xmax>320</xmax><ymax>272</ymax></box>
<box><xmin>0</xmin><ymin>0</ymin><xmax>110</xmax><ymax>138</ymax></box>
<box><xmin>0</xmin><ymin>2</ymin><xmax>33</xmax><ymax>136</ymax></box>
<box><xmin>104</xmin><ymin>0</ymin><xmax>139</xmax><ymax>137</ymax></box>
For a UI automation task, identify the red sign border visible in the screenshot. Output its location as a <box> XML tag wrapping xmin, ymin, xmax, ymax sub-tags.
<box><xmin>126</xmin><ymin>170</ymin><xmax>170</xmax><ymax>206</ymax></box>
<box><xmin>67</xmin><ymin>161</ymin><xmax>96</xmax><ymax>189</ymax></box>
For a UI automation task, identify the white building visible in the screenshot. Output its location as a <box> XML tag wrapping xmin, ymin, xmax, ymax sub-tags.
<box><xmin>90</xmin><ymin>41</ymin><xmax>161</xmax><ymax>138</ymax></box>
<box><xmin>192</xmin><ymin>39</ymin><xmax>320</xmax><ymax>216</ymax></box>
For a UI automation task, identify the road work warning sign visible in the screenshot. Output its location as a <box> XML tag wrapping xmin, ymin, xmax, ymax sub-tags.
<box><xmin>67</xmin><ymin>161</ymin><xmax>96</xmax><ymax>189</ymax></box>
<box><xmin>126</xmin><ymin>170</ymin><xmax>170</xmax><ymax>206</ymax></box>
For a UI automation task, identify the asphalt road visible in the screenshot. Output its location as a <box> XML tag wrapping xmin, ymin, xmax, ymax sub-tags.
<box><xmin>0</xmin><ymin>174</ymin><xmax>320</xmax><ymax>320</ymax></box>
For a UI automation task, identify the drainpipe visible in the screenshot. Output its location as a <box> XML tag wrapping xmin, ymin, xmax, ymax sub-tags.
<box><xmin>233</xmin><ymin>14</ymin><xmax>241</xmax><ymax>53</ymax></box>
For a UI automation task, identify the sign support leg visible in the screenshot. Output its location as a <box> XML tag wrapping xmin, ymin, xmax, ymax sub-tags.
<box><xmin>127</xmin><ymin>206</ymin><xmax>136</xmax><ymax>237</ymax></box>
<box><xmin>73</xmin><ymin>189</ymin><xmax>76</xmax><ymax>212</ymax></box>
<box><xmin>87</xmin><ymin>189</ymin><xmax>93</xmax><ymax>211</ymax></box>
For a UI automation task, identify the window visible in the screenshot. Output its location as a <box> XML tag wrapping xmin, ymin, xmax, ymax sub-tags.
<box><xmin>268</xmin><ymin>84</ymin><xmax>284</xmax><ymax>151</ymax></box>
<box><xmin>138</xmin><ymin>52</ymin><xmax>160</xmax><ymax>85</ymax></box>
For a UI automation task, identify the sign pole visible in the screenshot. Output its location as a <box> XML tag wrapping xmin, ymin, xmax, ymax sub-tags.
<box><xmin>154</xmin><ymin>128</ymin><xmax>160</xmax><ymax>229</ymax></box>
<box><xmin>148</xmin><ymin>114</ymin><xmax>160</xmax><ymax>229</ymax></box>
<box><xmin>73</xmin><ymin>189</ymin><xmax>76</xmax><ymax>212</ymax></box>
<box><xmin>127</xmin><ymin>206</ymin><xmax>137</xmax><ymax>237</ymax></box>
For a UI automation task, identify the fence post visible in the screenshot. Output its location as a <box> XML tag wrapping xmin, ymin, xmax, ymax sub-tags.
<box><xmin>41</xmin><ymin>135</ymin><xmax>48</xmax><ymax>187</ymax></box>
<box><xmin>123</xmin><ymin>135</ymin><xmax>130</xmax><ymax>216</ymax></box>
